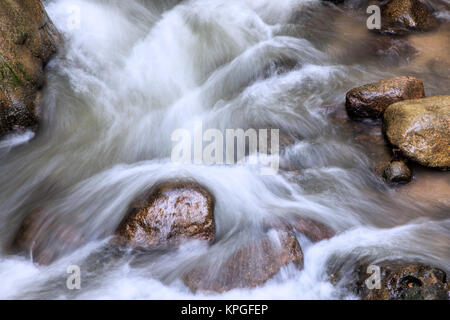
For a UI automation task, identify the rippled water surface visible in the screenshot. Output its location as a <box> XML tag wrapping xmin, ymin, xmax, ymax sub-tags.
<box><xmin>0</xmin><ymin>0</ymin><xmax>449</xmax><ymax>299</ymax></box>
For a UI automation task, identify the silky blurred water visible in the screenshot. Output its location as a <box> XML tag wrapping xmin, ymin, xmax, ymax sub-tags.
<box><xmin>0</xmin><ymin>0</ymin><xmax>448</xmax><ymax>299</ymax></box>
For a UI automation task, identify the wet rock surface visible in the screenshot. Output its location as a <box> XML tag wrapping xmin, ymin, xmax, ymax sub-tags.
<box><xmin>383</xmin><ymin>160</ymin><xmax>412</xmax><ymax>183</ymax></box>
<box><xmin>355</xmin><ymin>262</ymin><xmax>449</xmax><ymax>300</ymax></box>
<box><xmin>0</xmin><ymin>0</ymin><xmax>60</xmax><ymax>137</ymax></box>
<box><xmin>383</xmin><ymin>96</ymin><xmax>450</xmax><ymax>169</ymax></box>
<box><xmin>275</xmin><ymin>217</ymin><xmax>334</xmax><ymax>242</ymax></box>
<box><xmin>183</xmin><ymin>229</ymin><xmax>303</xmax><ymax>293</ymax></box>
<box><xmin>345</xmin><ymin>76</ymin><xmax>425</xmax><ymax>120</ymax></box>
<box><xmin>13</xmin><ymin>209</ymin><xmax>83</xmax><ymax>265</ymax></box>
<box><xmin>380</xmin><ymin>0</ymin><xmax>439</xmax><ymax>35</ymax></box>
<box><xmin>116</xmin><ymin>181</ymin><xmax>215</xmax><ymax>248</ymax></box>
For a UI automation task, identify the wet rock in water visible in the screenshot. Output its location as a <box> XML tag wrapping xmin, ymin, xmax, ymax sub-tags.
<box><xmin>379</xmin><ymin>0</ymin><xmax>439</xmax><ymax>35</ymax></box>
<box><xmin>321</xmin><ymin>0</ymin><xmax>345</xmax><ymax>4</ymax></box>
<box><xmin>383</xmin><ymin>96</ymin><xmax>450</xmax><ymax>169</ymax></box>
<box><xmin>13</xmin><ymin>209</ymin><xmax>83</xmax><ymax>265</ymax></box>
<box><xmin>291</xmin><ymin>218</ymin><xmax>334</xmax><ymax>242</ymax></box>
<box><xmin>355</xmin><ymin>262</ymin><xmax>449</xmax><ymax>300</ymax></box>
<box><xmin>183</xmin><ymin>229</ymin><xmax>303</xmax><ymax>293</ymax></box>
<box><xmin>116</xmin><ymin>181</ymin><xmax>215</xmax><ymax>248</ymax></box>
<box><xmin>0</xmin><ymin>0</ymin><xmax>60</xmax><ymax>137</ymax></box>
<box><xmin>277</xmin><ymin>217</ymin><xmax>334</xmax><ymax>242</ymax></box>
<box><xmin>373</xmin><ymin>36</ymin><xmax>417</xmax><ymax>65</ymax></box>
<box><xmin>345</xmin><ymin>76</ymin><xmax>425</xmax><ymax>120</ymax></box>
<box><xmin>383</xmin><ymin>160</ymin><xmax>412</xmax><ymax>183</ymax></box>
<box><xmin>398</xmin><ymin>168</ymin><xmax>450</xmax><ymax>207</ymax></box>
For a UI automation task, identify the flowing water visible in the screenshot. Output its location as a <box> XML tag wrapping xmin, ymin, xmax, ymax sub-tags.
<box><xmin>0</xmin><ymin>0</ymin><xmax>449</xmax><ymax>299</ymax></box>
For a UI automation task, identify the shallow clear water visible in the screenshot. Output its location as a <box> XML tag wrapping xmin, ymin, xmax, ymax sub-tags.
<box><xmin>0</xmin><ymin>0</ymin><xmax>449</xmax><ymax>299</ymax></box>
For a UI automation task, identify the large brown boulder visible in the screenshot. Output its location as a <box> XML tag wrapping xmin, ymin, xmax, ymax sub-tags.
<box><xmin>345</xmin><ymin>76</ymin><xmax>424</xmax><ymax>120</ymax></box>
<box><xmin>183</xmin><ymin>229</ymin><xmax>303</xmax><ymax>293</ymax></box>
<box><xmin>380</xmin><ymin>0</ymin><xmax>439</xmax><ymax>35</ymax></box>
<box><xmin>0</xmin><ymin>0</ymin><xmax>60</xmax><ymax>137</ymax></box>
<box><xmin>355</xmin><ymin>262</ymin><xmax>449</xmax><ymax>300</ymax></box>
<box><xmin>398</xmin><ymin>169</ymin><xmax>450</xmax><ymax>207</ymax></box>
<box><xmin>383</xmin><ymin>96</ymin><xmax>450</xmax><ymax>169</ymax></box>
<box><xmin>116</xmin><ymin>181</ymin><xmax>215</xmax><ymax>248</ymax></box>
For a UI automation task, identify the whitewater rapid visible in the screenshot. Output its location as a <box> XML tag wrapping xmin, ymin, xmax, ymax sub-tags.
<box><xmin>0</xmin><ymin>0</ymin><xmax>448</xmax><ymax>299</ymax></box>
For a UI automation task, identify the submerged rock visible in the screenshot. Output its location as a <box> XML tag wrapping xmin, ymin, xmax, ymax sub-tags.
<box><xmin>115</xmin><ymin>181</ymin><xmax>215</xmax><ymax>248</ymax></box>
<box><xmin>275</xmin><ymin>217</ymin><xmax>334</xmax><ymax>242</ymax></box>
<box><xmin>324</xmin><ymin>103</ymin><xmax>395</xmax><ymax>178</ymax></box>
<box><xmin>383</xmin><ymin>160</ymin><xmax>412</xmax><ymax>183</ymax></box>
<box><xmin>373</xmin><ymin>36</ymin><xmax>417</xmax><ymax>65</ymax></box>
<box><xmin>380</xmin><ymin>0</ymin><xmax>439</xmax><ymax>35</ymax></box>
<box><xmin>14</xmin><ymin>209</ymin><xmax>83</xmax><ymax>265</ymax></box>
<box><xmin>0</xmin><ymin>0</ymin><xmax>60</xmax><ymax>137</ymax></box>
<box><xmin>383</xmin><ymin>96</ymin><xmax>450</xmax><ymax>169</ymax></box>
<box><xmin>183</xmin><ymin>229</ymin><xmax>303</xmax><ymax>293</ymax></box>
<box><xmin>345</xmin><ymin>76</ymin><xmax>425</xmax><ymax>120</ymax></box>
<box><xmin>355</xmin><ymin>262</ymin><xmax>449</xmax><ymax>300</ymax></box>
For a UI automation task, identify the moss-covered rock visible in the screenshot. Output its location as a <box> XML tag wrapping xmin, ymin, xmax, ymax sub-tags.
<box><xmin>0</xmin><ymin>0</ymin><xmax>60</xmax><ymax>136</ymax></box>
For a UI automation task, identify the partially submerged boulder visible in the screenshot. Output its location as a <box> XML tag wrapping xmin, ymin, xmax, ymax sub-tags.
<box><xmin>373</xmin><ymin>36</ymin><xmax>417</xmax><ymax>66</ymax></box>
<box><xmin>116</xmin><ymin>181</ymin><xmax>215</xmax><ymax>248</ymax></box>
<box><xmin>275</xmin><ymin>217</ymin><xmax>334</xmax><ymax>242</ymax></box>
<box><xmin>398</xmin><ymin>169</ymin><xmax>450</xmax><ymax>207</ymax></box>
<box><xmin>290</xmin><ymin>217</ymin><xmax>334</xmax><ymax>242</ymax></box>
<box><xmin>383</xmin><ymin>96</ymin><xmax>450</xmax><ymax>169</ymax></box>
<box><xmin>183</xmin><ymin>229</ymin><xmax>303</xmax><ymax>293</ymax></box>
<box><xmin>0</xmin><ymin>0</ymin><xmax>60</xmax><ymax>137</ymax></box>
<box><xmin>355</xmin><ymin>262</ymin><xmax>449</xmax><ymax>300</ymax></box>
<box><xmin>345</xmin><ymin>76</ymin><xmax>424</xmax><ymax>120</ymax></box>
<box><xmin>380</xmin><ymin>0</ymin><xmax>439</xmax><ymax>35</ymax></box>
<box><xmin>383</xmin><ymin>160</ymin><xmax>412</xmax><ymax>183</ymax></box>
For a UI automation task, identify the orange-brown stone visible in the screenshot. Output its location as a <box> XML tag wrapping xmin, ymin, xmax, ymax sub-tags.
<box><xmin>116</xmin><ymin>181</ymin><xmax>215</xmax><ymax>248</ymax></box>
<box><xmin>183</xmin><ymin>229</ymin><xmax>303</xmax><ymax>293</ymax></box>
